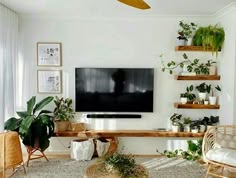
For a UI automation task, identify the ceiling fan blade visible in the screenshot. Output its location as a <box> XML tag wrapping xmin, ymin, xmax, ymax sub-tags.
<box><xmin>117</xmin><ymin>0</ymin><xmax>151</xmax><ymax>10</ymax></box>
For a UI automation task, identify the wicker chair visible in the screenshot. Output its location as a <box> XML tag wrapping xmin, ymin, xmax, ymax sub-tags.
<box><xmin>0</xmin><ymin>131</ymin><xmax>26</xmax><ymax>177</ymax></box>
<box><xmin>203</xmin><ymin>125</ymin><xmax>236</xmax><ymax>178</ymax></box>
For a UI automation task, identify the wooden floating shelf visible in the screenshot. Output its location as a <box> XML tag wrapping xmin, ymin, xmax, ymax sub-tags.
<box><xmin>54</xmin><ymin>130</ymin><xmax>205</xmax><ymax>138</ymax></box>
<box><xmin>175</xmin><ymin>75</ymin><xmax>221</xmax><ymax>80</ymax></box>
<box><xmin>175</xmin><ymin>46</ymin><xmax>221</xmax><ymax>52</ymax></box>
<box><xmin>174</xmin><ymin>102</ymin><xmax>220</xmax><ymax>109</ymax></box>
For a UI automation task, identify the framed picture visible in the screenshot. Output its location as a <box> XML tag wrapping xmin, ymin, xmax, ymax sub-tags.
<box><xmin>37</xmin><ymin>70</ymin><xmax>62</xmax><ymax>93</ymax></box>
<box><xmin>37</xmin><ymin>42</ymin><xmax>62</xmax><ymax>66</ymax></box>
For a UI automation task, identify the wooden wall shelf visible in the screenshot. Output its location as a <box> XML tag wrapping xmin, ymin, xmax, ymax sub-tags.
<box><xmin>54</xmin><ymin>130</ymin><xmax>205</xmax><ymax>138</ymax></box>
<box><xmin>174</xmin><ymin>102</ymin><xmax>220</xmax><ymax>109</ymax></box>
<box><xmin>175</xmin><ymin>46</ymin><xmax>221</xmax><ymax>52</ymax></box>
<box><xmin>175</xmin><ymin>75</ymin><xmax>221</xmax><ymax>80</ymax></box>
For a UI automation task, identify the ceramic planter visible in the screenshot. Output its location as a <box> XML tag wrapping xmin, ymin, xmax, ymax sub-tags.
<box><xmin>198</xmin><ymin>92</ymin><xmax>207</xmax><ymax>101</ymax></box>
<box><xmin>180</xmin><ymin>97</ymin><xmax>187</xmax><ymax>104</ymax></box>
<box><xmin>209</xmin><ymin>96</ymin><xmax>217</xmax><ymax>105</ymax></box>
<box><xmin>176</xmin><ymin>39</ymin><xmax>186</xmax><ymax>46</ymax></box>
<box><xmin>172</xmin><ymin>125</ymin><xmax>180</xmax><ymax>132</ymax></box>
<box><xmin>209</xmin><ymin>66</ymin><xmax>217</xmax><ymax>75</ymax></box>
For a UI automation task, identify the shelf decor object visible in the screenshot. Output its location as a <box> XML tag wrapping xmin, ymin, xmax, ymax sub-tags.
<box><xmin>37</xmin><ymin>42</ymin><xmax>62</xmax><ymax>66</ymax></box>
<box><xmin>37</xmin><ymin>70</ymin><xmax>62</xmax><ymax>93</ymax></box>
<box><xmin>175</xmin><ymin>75</ymin><xmax>221</xmax><ymax>80</ymax></box>
<box><xmin>174</xmin><ymin>102</ymin><xmax>220</xmax><ymax>109</ymax></box>
<box><xmin>175</xmin><ymin>46</ymin><xmax>221</xmax><ymax>52</ymax></box>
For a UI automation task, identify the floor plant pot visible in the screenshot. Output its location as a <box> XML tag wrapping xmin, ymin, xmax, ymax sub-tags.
<box><xmin>54</xmin><ymin>120</ymin><xmax>70</xmax><ymax>132</ymax></box>
<box><xmin>209</xmin><ymin>96</ymin><xmax>217</xmax><ymax>105</ymax></box>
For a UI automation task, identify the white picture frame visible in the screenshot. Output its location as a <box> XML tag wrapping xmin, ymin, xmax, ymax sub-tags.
<box><xmin>37</xmin><ymin>42</ymin><xmax>62</xmax><ymax>66</ymax></box>
<box><xmin>37</xmin><ymin>70</ymin><xmax>62</xmax><ymax>93</ymax></box>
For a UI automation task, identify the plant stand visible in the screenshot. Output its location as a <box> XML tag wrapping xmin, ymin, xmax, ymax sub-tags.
<box><xmin>26</xmin><ymin>146</ymin><xmax>48</xmax><ymax>167</ymax></box>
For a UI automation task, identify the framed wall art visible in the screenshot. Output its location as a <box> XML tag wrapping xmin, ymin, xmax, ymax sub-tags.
<box><xmin>37</xmin><ymin>42</ymin><xmax>62</xmax><ymax>66</ymax></box>
<box><xmin>37</xmin><ymin>70</ymin><xmax>62</xmax><ymax>93</ymax></box>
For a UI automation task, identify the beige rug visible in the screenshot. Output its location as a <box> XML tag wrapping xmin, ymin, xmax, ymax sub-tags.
<box><xmin>12</xmin><ymin>157</ymin><xmax>206</xmax><ymax>178</ymax></box>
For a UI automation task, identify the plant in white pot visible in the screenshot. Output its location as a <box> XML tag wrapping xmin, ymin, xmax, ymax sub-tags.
<box><xmin>53</xmin><ymin>96</ymin><xmax>75</xmax><ymax>132</ymax></box>
<box><xmin>209</xmin><ymin>85</ymin><xmax>221</xmax><ymax>105</ymax></box>
<box><xmin>170</xmin><ymin>113</ymin><xmax>184</xmax><ymax>132</ymax></box>
<box><xmin>196</xmin><ymin>82</ymin><xmax>211</xmax><ymax>102</ymax></box>
<box><xmin>183</xmin><ymin>117</ymin><xmax>192</xmax><ymax>132</ymax></box>
<box><xmin>177</xmin><ymin>20</ymin><xmax>197</xmax><ymax>46</ymax></box>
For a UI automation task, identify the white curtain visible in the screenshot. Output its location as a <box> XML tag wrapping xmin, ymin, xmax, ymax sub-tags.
<box><xmin>0</xmin><ymin>4</ymin><xmax>18</xmax><ymax>131</ymax></box>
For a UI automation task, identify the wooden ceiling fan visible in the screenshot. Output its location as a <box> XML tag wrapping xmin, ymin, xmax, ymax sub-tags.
<box><xmin>117</xmin><ymin>0</ymin><xmax>151</xmax><ymax>10</ymax></box>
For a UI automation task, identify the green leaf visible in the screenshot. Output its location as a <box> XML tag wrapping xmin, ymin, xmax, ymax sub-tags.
<box><xmin>16</xmin><ymin>111</ymin><xmax>28</xmax><ymax>118</ymax></box>
<box><xmin>162</xmin><ymin>68</ymin><xmax>165</xmax><ymax>72</ymax></box>
<box><xmin>27</xmin><ymin>96</ymin><xmax>36</xmax><ymax>115</ymax></box>
<box><xmin>183</xmin><ymin>53</ymin><xmax>188</xmax><ymax>59</ymax></box>
<box><xmin>4</xmin><ymin>117</ymin><xmax>22</xmax><ymax>131</ymax></box>
<box><xmin>169</xmin><ymin>70</ymin><xmax>173</xmax><ymax>74</ymax></box>
<box><xmin>19</xmin><ymin>115</ymin><xmax>34</xmax><ymax>135</ymax></box>
<box><xmin>33</xmin><ymin>96</ymin><xmax>53</xmax><ymax>114</ymax></box>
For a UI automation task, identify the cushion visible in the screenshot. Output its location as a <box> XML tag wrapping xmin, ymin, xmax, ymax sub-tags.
<box><xmin>206</xmin><ymin>148</ymin><xmax>236</xmax><ymax>166</ymax></box>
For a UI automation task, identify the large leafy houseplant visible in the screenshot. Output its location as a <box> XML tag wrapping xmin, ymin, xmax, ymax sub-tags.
<box><xmin>4</xmin><ymin>96</ymin><xmax>54</xmax><ymax>152</ymax></box>
<box><xmin>192</xmin><ymin>25</ymin><xmax>225</xmax><ymax>56</ymax></box>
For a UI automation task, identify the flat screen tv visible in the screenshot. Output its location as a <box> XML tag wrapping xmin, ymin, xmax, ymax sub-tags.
<box><xmin>75</xmin><ymin>68</ymin><xmax>154</xmax><ymax>112</ymax></box>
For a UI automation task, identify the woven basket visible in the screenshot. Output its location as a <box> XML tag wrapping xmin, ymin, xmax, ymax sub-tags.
<box><xmin>84</xmin><ymin>163</ymin><xmax>149</xmax><ymax>178</ymax></box>
<box><xmin>71</xmin><ymin>122</ymin><xmax>85</xmax><ymax>132</ymax></box>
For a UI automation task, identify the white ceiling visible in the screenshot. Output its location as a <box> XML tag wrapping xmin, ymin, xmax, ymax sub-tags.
<box><xmin>0</xmin><ymin>0</ymin><xmax>236</xmax><ymax>17</ymax></box>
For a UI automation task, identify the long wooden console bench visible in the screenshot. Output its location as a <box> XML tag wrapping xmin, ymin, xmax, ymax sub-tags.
<box><xmin>54</xmin><ymin>130</ymin><xmax>204</xmax><ymax>155</ymax></box>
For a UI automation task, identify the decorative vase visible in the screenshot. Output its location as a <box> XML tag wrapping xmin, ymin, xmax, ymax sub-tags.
<box><xmin>209</xmin><ymin>96</ymin><xmax>217</xmax><ymax>105</ymax></box>
<box><xmin>187</xmin><ymin>37</ymin><xmax>192</xmax><ymax>46</ymax></box>
<box><xmin>209</xmin><ymin>66</ymin><xmax>217</xmax><ymax>75</ymax></box>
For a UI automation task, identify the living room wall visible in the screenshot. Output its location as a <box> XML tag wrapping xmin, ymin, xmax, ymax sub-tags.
<box><xmin>18</xmin><ymin>5</ymin><xmax>235</xmax><ymax>154</ymax></box>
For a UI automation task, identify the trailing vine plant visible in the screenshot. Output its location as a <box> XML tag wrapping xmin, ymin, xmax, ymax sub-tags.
<box><xmin>160</xmin><ymin>53</ymin><xmax>216</xmax><ymax>75</ymax></box>
<box><xmin>156</xmin><ymin>139</ymin><xmax>203</xmax><ymax>161</ymax></box>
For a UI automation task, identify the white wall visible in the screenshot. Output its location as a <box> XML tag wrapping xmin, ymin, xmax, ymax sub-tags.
<box><xmin>18</xmin><ymin>9</ymin><xmax>235</xmax><ymax>154</ymax></box>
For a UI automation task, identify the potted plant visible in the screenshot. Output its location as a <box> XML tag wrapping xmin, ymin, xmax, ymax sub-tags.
<box><xmin>180</xmin><ymin>93</ymin><xmax>188</xmax><ymax>104</ymax></box>
<box><xmin>190</xmin><ymin>120</ymin><xmax>201</xmax><ymax>133</ymax></box>
<box><xmin>4</xmin><ymin>96</ymin><xmax>54</xmax><ymax>152</ymax></box>
<box><xmin>209</xmin><ymin>85</ymin><xmax>221</xmax><ymax>105</ymax></box>
<box><xmin>177</xmin><ymin>20</ymin><xmax>197</xmax><ymax>46</ymax></box>
<box><xmin>170</xmin><ymin>113</ymin><xmax>184</xmax><ymax>132</ymax></box>
<box><xmin>192</xmin><ymin>25</ymin><xmax>225</xmax><ymax>56</ymax></box>
<box><xmin>199</xmin><ymin>116</ymin><xmax>219</xmax><ymax>132</ymax></box>
<box><xmin>157</xmin><ymin>139</ymin><xmax>203</xmax><ymax>161</ymax></box>
<box><xmin>195</xmin><ymin>82</ymin><xmax>211</xmax><ymax>101</ymax></box>
<box><xmin>53</xmin><ymin>96</ymin><xmax>75</xmax><ymax>132</ymax></box>
<box><xmin>100</xmin><ymin>151</ymin><xmax>148</xmax><ymax>177</ymax></box>
<box><xmin>183</xmin><ymin>117</ymin><xmax>192</xmax><ymax>132</ymax></box>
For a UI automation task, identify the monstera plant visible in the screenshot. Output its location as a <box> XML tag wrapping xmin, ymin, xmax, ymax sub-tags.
<box><xmin>4</xmin><ymin>96</ymin><xmax>54</xmax><ymax>152</ymax></box>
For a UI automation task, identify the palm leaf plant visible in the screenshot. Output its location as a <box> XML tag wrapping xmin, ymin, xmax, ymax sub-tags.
<box><xmin>4</xmin><ymin>96</ymin><xmax>54</xmax><ymax>152</ymax></box>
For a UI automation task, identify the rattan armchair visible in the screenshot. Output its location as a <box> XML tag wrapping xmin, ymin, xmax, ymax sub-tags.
<box><xmin>0</xmin><ymin>131</ymin><xmax>26</xmax><ymax>177</ymax></box>
<box><xmin>203</xmin><ymin>125</ymin><xmax>236</xmax><ymax>178</ymax></box>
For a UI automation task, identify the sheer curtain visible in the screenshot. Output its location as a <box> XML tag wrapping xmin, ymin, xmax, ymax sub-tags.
<box><xmin>0</xmin><ymin>4</ymin><xmax>18</xmax><ymax>131</ymax></box>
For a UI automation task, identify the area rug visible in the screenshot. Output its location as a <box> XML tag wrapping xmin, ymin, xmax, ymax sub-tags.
<box><xmin>12</xmin><ymin>157</ymin><xmax>206</xmax><ymax>178</ymax></box>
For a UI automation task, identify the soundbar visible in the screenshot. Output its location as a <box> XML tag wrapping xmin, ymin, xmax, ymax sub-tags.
<box><xmin>87</xmin><ymin>114</ymin><xmax>141</xmax><ymax>118</ymax></box>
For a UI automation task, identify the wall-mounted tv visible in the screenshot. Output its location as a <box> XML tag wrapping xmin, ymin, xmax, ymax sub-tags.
<box><xmin>75</xmin><ymin>68</ymin><xmax>154</xmax><ymax>112</ymax></box>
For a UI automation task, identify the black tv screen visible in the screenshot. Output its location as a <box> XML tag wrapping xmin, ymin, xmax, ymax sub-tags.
<box><xmin>75</xmin><ymin>68</ymin><xmax>154</xmax><ymax>112</ymax></box>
